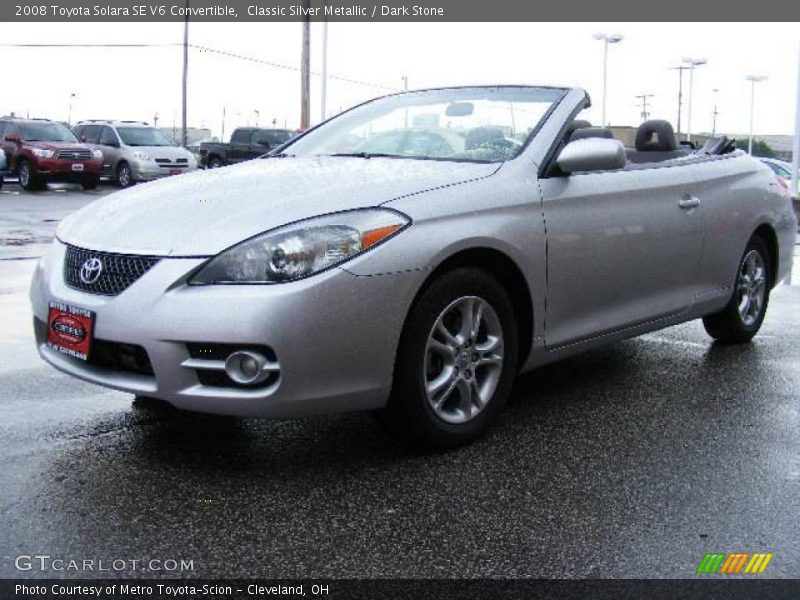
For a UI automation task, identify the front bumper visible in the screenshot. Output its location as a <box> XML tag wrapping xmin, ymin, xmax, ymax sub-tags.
<box><xmin>131</xmin><ymin>162</ymin><xmax>198</xmax><ymax>181</ymax></box>
<box><xmin>30</xmin><ymin>241</ymin><xmax>422</xmax><ymax>418</ymax></box>
<box><xmin>35</xmin><ymin>158</ymin><xmax>102</xmax><ymax>177</ymax></box>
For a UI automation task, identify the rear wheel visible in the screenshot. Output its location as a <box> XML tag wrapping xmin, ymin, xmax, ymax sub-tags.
<box><xmin>18</xmin><ymin>159</ymin><xmax>40</xmax><ymax>191</ymax></box>
<box><xmin>703</xmin><ymin>236</ymin><xmax>772</xmax><ymax>343</ymax></box>
<box><xmin>378</xmin><ymin>268</ymin><xmax>519</xmax><ymax>449</ymax></box>
<box><xmin>116</xmin><ymin>162</ymin><xmax>133</xmax><ymax>188</ymax></box>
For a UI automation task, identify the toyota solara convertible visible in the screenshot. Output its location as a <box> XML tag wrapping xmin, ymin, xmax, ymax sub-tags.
<box><xmin>31</xmin><ymin>86</ymin><xmax>796</xmax><ymax>448</ymax></box>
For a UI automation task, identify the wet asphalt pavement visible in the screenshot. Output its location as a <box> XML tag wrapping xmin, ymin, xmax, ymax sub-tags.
<box><xmin>1</xmin><ymin>183</ymin><xmax>799</xmax><ymax>579</ymax></box>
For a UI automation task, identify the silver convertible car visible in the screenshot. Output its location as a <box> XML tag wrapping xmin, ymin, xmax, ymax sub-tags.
<box><xmin>31</xmin><ymin>86</ymin><xmax>796</xmax><ymax>448</ymax></box>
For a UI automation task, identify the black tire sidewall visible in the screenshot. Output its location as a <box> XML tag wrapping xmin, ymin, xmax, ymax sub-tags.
<box><xmin>388</xmin><ymin>268</ymin><xmax>519</xmax><ymax>447</ymax></box>
<box><xmin>18</xmin><ymin>160</ymin><xmax>35</xmax><ymax>190</ymax></box>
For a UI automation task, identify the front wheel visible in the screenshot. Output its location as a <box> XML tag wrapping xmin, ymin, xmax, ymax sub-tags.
<box><xmin>18</xmin><ymin>159</ymin><xmax>40</xmax><ymax>191</ymax></box>
<box><xmin>703</xmin><ymin>236</ymin><xmax>772</xmax><ymax>343</ymax></box>
<box><xmin>116</xmin><ymin>162</ymin><xmax>133</xmax><ymax>188</ymax></box>
<box><xmin>208</xmin><ymin>156</ymin><xmax>224</xmax><ymax>169</ymax></box>
<box><xmin>378</xmin><ymin>268</ymin><xmax>519</xmax><ymax>449</ymax></box>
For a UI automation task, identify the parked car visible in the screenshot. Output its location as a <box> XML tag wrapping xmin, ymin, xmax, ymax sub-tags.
<box><xmin>199</xmin><ymin>127</ymin><xmax>293</xmax><ymax>168</ymax></box>
<box><xmin>73</xmin><ymin>120</ymin><xmax>198</xmax><ymax>187</ymax></box>
<box><xmin>760</xmin><ymin>157</ymin><xmax>794</xmax><ymax>194</ymax></box>
<box><xmin>0</xmin><ymin>143</ymin><xmax>5</xmax><ymax>190</ymax></box>
<box><xmin>0</xmin><ymin>118</ymin><xmax>103</xmax><ymax>190</ymax></box>
<box><xmin>31</xmin><ymin>86</ymin><xmax>796</xmax><ymax>449</ymax></box>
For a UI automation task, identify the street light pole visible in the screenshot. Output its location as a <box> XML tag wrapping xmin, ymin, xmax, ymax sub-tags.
<box><xmin>746</xmin><ymin>74</ymin><xmax>768</xmax><ymax>155</ymax></box>
<box><xmin>793</xmin><ymin>45</ymin><xmax>800</xmax><ymax>199</ymax></box>
<box><xmin>593</xmin><ymin>33</ymin><xmax>623</xmax><ymax>127</ymax></box>
<box><xmin>682</xmin><ymin>57</ymin><xmax>707</xmax><ymax>143</ymax></box>
<box><xmin>181</xmin><ymin>0</ymin><xmax>189</xmax><ymax>148</ymax></box>
<box><xmin>300</xmin><ymin>7</ymin><xmax>311</xmax><ymax>130</ymax></box>
<box><xmin>67</xmin><ymin>92</ymin><xmax>76</xmax><ymax>125</ymax></box>
<box><xmin>670</xmin><ymin>65</ymin><xmax>690</xmax><ymax>139</ymax></box>
<box><xmin>711</xmin><ymin>88</ymin><xmax>719</xmax><ymax>137</ymax></box>
<box><xmin>320</xmin><ymin>14</ymin><xmax>328</xmax><ymax>122</ymax></box>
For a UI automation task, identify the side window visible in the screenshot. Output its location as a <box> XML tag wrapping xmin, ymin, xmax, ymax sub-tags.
<box><xmin>231</xmin><ymin>129</ymin><xmax>250</xmax><ymax>144</ymax></box>
<box><xmin>0</xmin><ymin>122</ymin><xmax>7</xmax><ymax>138</ymax></box>
<box><xmin>99</xmin><ymin>127</ymin><xmax>117</xmax><ymax>146</ymax></box>
<box><xmin>83</xmin><ymin>125</ymin><xmax>102</xmax><ymax>144</ymax></box>
<box><xmin>252</xmin><ymin>130</ymin><xmax>274</xmax><ymax>147</ymax></box>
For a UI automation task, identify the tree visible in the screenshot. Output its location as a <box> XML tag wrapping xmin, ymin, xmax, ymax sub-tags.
<box><xmin>734</xmin><ymin>139</ymin><xmax>776</xmax><ymax>158</ymax></box>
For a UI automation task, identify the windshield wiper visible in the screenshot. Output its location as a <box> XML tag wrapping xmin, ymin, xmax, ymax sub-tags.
<box><xmin>268</xmin><ymin>152</ymin><xmax>294</xmax><ymax>158</ymax></box>
<box><xmin>329</xmin><ymin>152</ymin><xmax>401</xmax><ymax>159</ymax></box>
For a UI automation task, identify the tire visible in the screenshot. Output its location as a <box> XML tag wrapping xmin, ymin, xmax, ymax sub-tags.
<box><xmin>208</xmin><ymin>156</ymin><xmax>224</xmax><ymax>169</ymax></box>
<box><xmin>378</xmin><ymin>267</ymin><xmax>519</xmax><ymax>450</ymax></box>
<box><xmin>17</xmin><ymin>159</ymin><xmax>40</xmax><ymax>191</ymax></box>
<box><xmin>116</xmin><ymin>162</ymin><xmax>133</xmax><ymax>188</ymax></box>
<box><xmin>703</xmin><ymin>235</ymin><xmax>772</xmax><ymax>344</ymax></box>
<box><xmin>81</xmin><ymin>175</ymin><xmax>99</xmax><ymax>190</ymax></box>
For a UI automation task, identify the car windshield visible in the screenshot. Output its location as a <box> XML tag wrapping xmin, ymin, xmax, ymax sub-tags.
<box><xmin>285</xmin><ymin>86</ymin><xmax>567</xmax><ymax>163</ymax></box>
<box><xmin>19</xmin><ymin>122</ymin><xmax>77</xmax><ymax>143</ymax></box>
<box><xmin>117</xmin><ymin>127</ymin><xmax>175</xmax><ymax>147</ymax></box>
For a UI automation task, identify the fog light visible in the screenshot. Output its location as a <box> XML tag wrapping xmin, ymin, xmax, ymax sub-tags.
<box><xmin>224</xmin><ymin>350</ymin><xmax>269</xmax><ymax>385</ymax></box>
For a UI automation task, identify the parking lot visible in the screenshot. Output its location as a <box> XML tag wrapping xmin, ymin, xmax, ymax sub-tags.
<box><xmin>1</xmin><ymin>181</ymin><xmax>799</xmax><ymax>579</ymax></box>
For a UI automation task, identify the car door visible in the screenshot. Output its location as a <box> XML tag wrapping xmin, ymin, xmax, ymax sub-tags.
<box><xmin>98</xmin><ymin>126</ymin><xmax>121</xmax><ymax>176</ymax></box>
<box><xmin>250</xmin><ymin>130</ymin><xmax>274</xmax><ymax>157</ymax></box>
<box><xmin>228</xmin><ymin>129</ymin><xmax>252</xmax><ymax>163</ymax></box>
<box><xmin>539</xmin><ymin>163</ymin><xmax>705</xmax><ymax>349</ymax></box>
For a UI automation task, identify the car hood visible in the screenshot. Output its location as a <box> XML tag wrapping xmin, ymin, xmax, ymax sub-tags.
<box><xmin>128</xmin><ymin>145</ymin><xmax>193</xmax><ymax>159</ymax></box>
<box><xmin>29</xmin><ymin>141</ymin><xmax>90</xmax><ymax>152</ymax></box>
<box><xmin>57</xmin><ymin>156</ymin><xmax>500</xmax><ymax>256</ymax></box>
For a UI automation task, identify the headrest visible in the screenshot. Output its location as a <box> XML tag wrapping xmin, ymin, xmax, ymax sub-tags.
<box><xmin>635</xmin><ymin>120</ymin><xmax>677</xmax><ymax>152</ymax></box>
<box><xmin>465</xmin><ymin>126</ymin><xmax>504</xmax><ymax>150</ymax></box>
<box><xmin>570</xmin><ymin>127</ymin><xmax>614</xmax><ymax>142</ymax></box>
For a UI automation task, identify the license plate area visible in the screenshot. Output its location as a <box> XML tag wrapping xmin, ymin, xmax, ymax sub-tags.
<box><xmin>71</xmin><ymin>163</ymin><xmax>84</xmax><ymax>171</ymax></box>
<box><xmin>46</xmin><ymin>301</ymin><xmax>94</xmax><ymax>360</ymax></box>
<box><xmin>170</xmin><ymin>169</ymin><xmax>181</xmax><ymax>175</ymax></box>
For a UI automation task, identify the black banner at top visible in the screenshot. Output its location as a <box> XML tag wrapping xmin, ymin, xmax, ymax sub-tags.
<box><xmin>2</xmin><ymin>0</ymin><xmax>799</xmax><ymax>22</ymax></box>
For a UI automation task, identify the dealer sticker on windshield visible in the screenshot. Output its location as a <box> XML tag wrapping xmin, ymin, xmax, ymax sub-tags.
<box><xmin>46</xmin><ymin>301</ymin><xmax>94</xmax><ymax>361</ymax></box>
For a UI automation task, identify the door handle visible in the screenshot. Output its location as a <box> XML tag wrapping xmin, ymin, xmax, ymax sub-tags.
<box><xmin>678</xmin><ymin>194</ymin><xmax>700</xmax><ymax>210</ymax></box>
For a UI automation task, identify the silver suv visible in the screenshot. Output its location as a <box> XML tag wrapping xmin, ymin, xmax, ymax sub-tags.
<box><xmin>74</xmin><ymin>121</ymin><xmax>198</xmax><ymax>187</ymax></box>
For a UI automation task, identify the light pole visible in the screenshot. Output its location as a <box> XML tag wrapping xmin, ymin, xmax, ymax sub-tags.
<box><xmin>711</xmin><ymin>88</ymin><xmax>719</xmax><ymax>137</ymax></box>
<box><xmin>181</xmin><ymin>0</ymin><xmax>189</xmax><ymax>148</ymax></box>
<box><xmin>746</xmin><ymin>75</ymin><xmax>768</xmax><ymax>155</ymax></box>
<box><xmin>682</xmin><ymin>57</ymin><xmax>706</xmax><ymax>143</ymax></box>
<box><xmin>593</xmin><ymin>33</ymin><xmax>623</xmax><ymax>127</ymax></box>
<box><xmin>320</xmin><ymin>16</ymin><xmax>328</xmax><ymax>122</ymax></box>
<box><xmin>670</xmin><ymin>65</ymin><xmax>690</xmax><ymax>139</ymax></box>
<box><xmin>67</xmin><ymin>92</ymin><xmax>76</xmax><ymax>124</ymax></box>
<box><xmin>253</xmin><ymin>109</ymin><xmax>259</xmax><ymax>126</ymax></box>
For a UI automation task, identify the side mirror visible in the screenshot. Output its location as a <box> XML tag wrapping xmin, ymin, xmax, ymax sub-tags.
<box><xmin>3</xmin><ymin>132</ymin><xmax>20</xmax><ymax>143</ymax></box>
<box><xmin>556</xmin><ymin>138</ymin><xmax>626</xmax><ymax>174</ymax></box>
<box><xmin>80</xmin><ymin>135</ymin><xmax>88</xmax><ymax>143</ymax></box>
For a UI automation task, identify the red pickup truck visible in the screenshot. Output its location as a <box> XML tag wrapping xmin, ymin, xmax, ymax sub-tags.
<box><xmin>0</xmin><ymin>118</ymin><xmax>103</xmax><ymax>190</ymax></box>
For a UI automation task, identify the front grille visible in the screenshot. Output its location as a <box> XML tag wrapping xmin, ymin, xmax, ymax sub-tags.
<box><xmin>56</xmin><ymin>149</ymin><xmax>92</xmax><ymax>160</ymax></box>
<box><xmin>64</xmin><ymin>244</ymin><xmax>160</xmax><ymax>296</ymax></box>
<box><xmin>88</xmin><ymin>339</ymin><xmax>154</xmax><ymax>376</ymax></box>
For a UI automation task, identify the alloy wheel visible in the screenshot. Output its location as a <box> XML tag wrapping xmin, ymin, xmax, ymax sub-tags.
<box><xmin>19</xmin><ymin>163</ymin><xmax>30</xmax><ymax>188</ymax></box>
<box><xmin>424</xmin><ymin>295</ymin><xmax>504</xmax><ymax>424</ymax></box>
<box><xmin>737</xmin><ymin>249</ymin><xmax>766</xmax><ymax>326</ymax></box>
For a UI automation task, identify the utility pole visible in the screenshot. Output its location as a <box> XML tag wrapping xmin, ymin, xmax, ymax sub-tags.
<box><xmin>181</xmin><ymin>0</ymin><xmax>189</xmax><ymax>148</ymax></box>
<box><xmin>154</xmin><ymin>112</ymin><xmax>159</xmax><ymax>128</ymax></box>
<box><xmin>671</xmin><ymin>65</ymin><xmax>690</xmax><ymax>140</ymax></box>
<box><xmin>67</xmin><ymin>92</ymin><xmax>76</xmax><ymax>125</ymax></box>
<box><xmin>711</xmin><ymin>88</ymin><xmax>719</xmax><ymax>137</ymax></box>
<box><xmin>793</xmin><ymin>44</ymin><xmax>800</xmax><ymax>199</ymax></box>
<box><xmin>635</xmin><ymin>93</ymin><xmax>653</xmax><ymax>122</ymax></box>
<box><xmin>300</xmin><ymin>4</ymin><xmax>311</xmax><ymax>130</ymax></box>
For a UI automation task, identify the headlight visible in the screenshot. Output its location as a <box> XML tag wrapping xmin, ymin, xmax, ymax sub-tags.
<box><xmin>92</xmin><ymin>149</ymin><xmax>103</xmax><ymax>160</ymax></box>
<box><xmin>190</xmin><ymin>209</ymin><xmax>410</xmax><ymax>284</ymax></box>
<box><xmin>133</xmin><ymin>150</ymin><xmax>151</xmax><ymax>161</ymax></box>
<box><xmin>32</xmin><ymin>148</ymin><xmax>55</xmax><ymax>158</ymax></box>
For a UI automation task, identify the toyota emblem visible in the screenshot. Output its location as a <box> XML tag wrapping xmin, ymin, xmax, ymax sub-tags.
<box><xmin>79</xmin><ymin>257</ymin><xmax>103</xmax><ymax>284</ymax></box>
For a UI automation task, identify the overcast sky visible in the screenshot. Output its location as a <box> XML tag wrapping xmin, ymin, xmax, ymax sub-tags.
<box><xmin>0</xmin><ymin>21</ymin><xmax>797</xmax><ymax>140</ymax></box>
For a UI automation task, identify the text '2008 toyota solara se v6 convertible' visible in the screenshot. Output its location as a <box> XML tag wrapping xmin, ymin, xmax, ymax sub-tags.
<box><xmin>31</xmin><ymin>86</ymin><xmax>796</xmax><ymax>448</ymax></box>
